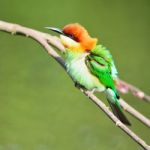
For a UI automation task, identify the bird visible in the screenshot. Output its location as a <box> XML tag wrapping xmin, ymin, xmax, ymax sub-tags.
<box><xmin>46</xmin><ymin>23</ymin><xmax>131</xmax><ymax>126</ymax></box>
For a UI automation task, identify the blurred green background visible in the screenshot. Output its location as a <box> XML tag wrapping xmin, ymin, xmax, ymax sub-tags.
<box><xmin>0</xmin><ymin>0</ymin><xmax>150</xmax><ymax>150</ymax></box>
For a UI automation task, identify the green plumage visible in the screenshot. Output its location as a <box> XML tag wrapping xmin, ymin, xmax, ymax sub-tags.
<box><xmin>65</xmin><ymin>44</ymin><xmax>131</xmax><ymax>125</ymax></box>
<box><xmin>90</xmin><ymin>45</ymin><xmax>118</xmax><ymax>79</ymax></box>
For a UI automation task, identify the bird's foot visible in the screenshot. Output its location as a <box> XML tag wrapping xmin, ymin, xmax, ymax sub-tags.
<box><xmin>86</xmin><ymin>89</ymin><xmax>96</xmax><ymax>98</ymax></box>
<box><xmin>116</xmin><ymin>121</ymin><xmax>122</xmax><ymax>127</ymax></box>
<box><xmin>74</xmin><ymin>83</ymin><xmax>87</xmax><ymax>90</ymax></box>
<box><xmin>74</xmin><ymin>82</ymin><xmax>81</xmax><ymax>89</ymax></box>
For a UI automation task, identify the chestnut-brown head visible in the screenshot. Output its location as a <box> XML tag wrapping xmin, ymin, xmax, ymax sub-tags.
<box><xmin>46</xmin><ymin>23</ymin><xmax>98</xmax><ymax>52</ymax></box>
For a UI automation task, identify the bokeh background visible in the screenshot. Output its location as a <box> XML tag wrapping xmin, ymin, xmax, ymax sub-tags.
<box><xmin>0</xmin><ymin>0</ymin><xmax>150</xmax><ymax>150</ymax></box>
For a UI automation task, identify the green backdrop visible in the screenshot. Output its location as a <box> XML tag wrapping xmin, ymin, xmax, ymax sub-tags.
<box><xmin>0</xmin><ymin>0</ymin><xmax>150</xmax><ymax>150</ymax></box>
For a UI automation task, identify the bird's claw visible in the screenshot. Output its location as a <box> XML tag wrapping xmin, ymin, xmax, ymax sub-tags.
<box><xmin>86</xmin><ymin>89</ymin><xmax>95</xmax><ymax>98</ymax></box>
<box><xmin>116</xmin><ymin>121</ymin><xmax>122</xmax><ymax>127</ymax></box>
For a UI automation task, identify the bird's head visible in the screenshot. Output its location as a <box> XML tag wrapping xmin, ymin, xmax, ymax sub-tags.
<box><xmin>46</xmin><ymin>23</ymin><xmax>98</xmax><ymax>52</ymax></box>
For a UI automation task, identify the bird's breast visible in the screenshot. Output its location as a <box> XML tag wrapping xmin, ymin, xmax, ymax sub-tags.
<box><xmin>65</xmin><ymin>53</ymin><xmax>105</xmax><ymax>91</ymax></box>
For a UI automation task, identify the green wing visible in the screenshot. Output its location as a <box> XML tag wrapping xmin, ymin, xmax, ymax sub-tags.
<box><xmin>86</xmin><ymin>44</ymin><xmax>118</xmax><ymax>96</ymax></box>
<box><xmin>86</xmin><ymin>45</ymin><xmax>131</xmax><ymax>126</ymax></box>
<box><xmin>90</xmin><ymin>45</ymin><xmax>118</xmax><ymax>79</ymax></box>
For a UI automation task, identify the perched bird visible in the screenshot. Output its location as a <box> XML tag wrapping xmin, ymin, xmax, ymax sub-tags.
<box><xmin>46</xmin><ymin>23</ymin><xmax>131</xmax><ymax>126</ymax></box>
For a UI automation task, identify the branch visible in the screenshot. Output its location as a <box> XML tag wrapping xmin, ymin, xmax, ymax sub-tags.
<box><xmin>120</xmin><ymin>99</ymin><xmax>150</xmax><ymax>127</ymax></box>
<box><xmin>0</xmin><ymin>20</ymin><xmax>149</xmax><ymax>150</ymax></box>
<box><xmin>83</xmin><ymin>90</ymin><xmax>150</xmax><ymax>150</ymax></box>
<box><xmin>117</xmin><ymin>79</ymin><xmax>150</xmax><ymax>103</ymax></box>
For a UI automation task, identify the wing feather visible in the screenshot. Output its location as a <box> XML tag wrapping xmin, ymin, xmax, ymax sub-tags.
<box><xmin>85</xmin><ymin>44</ymin><xmax>118</xmax><ymax>95</ymax></box>
<box><xmin>90</xmin><ymin>45</ymin><xmax>118</xmax><ymax>79</ymax></box>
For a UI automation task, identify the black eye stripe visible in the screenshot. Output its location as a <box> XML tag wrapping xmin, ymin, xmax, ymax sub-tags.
<box><xmin>65</xmin><ymin>34</ymin><xmax>78</xmax><ymax>42</ymax></box>
<box><xmin>69</xmin><ymin>35</ymin><xmax>75</xmax><ymax>39</ymax></box>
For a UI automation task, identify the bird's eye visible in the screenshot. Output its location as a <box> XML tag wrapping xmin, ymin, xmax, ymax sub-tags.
<box><xmin>68</xmin><ymin>34</ymin><xmax>75</xmax><ymax>40</ymax></box>
<box><xmin>69</xmin><ymin>35</ymin><xmax>75</xmax><ymax>39</ymax></box>
<box><xmin>66</xmin><ymin>34</ymin><xmax>78</xmax><ymax>42</ymax></box>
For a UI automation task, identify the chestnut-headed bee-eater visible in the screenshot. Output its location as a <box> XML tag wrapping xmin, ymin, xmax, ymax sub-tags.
<box><xmin>46</xmin><ymin>23</ymin><xmax>131</xmax><ymax>125</ymax></box>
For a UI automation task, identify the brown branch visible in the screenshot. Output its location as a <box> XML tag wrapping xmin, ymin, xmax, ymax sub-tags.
<box><xmin>0</xmin><ymin>20</ymin><xmax>150</xmax><ymax>150</ymax></box>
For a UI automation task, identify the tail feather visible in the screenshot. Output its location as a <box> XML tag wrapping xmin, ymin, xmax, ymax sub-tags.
<box><xmin>106</xmin><ymin>88</ymin><xmax>131</xmax><ymax>126</ymax></box>
<box><xmin>108</xmin><ymin>100</ymin><xmax>131</xmax><ymax>126</ymax></box>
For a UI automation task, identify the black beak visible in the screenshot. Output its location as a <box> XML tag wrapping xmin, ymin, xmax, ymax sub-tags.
<box><xmin>45</xmin><ymin>26</ymin><xmax>76</xmax><ymax>41</ymax></box>
<box><xmin>45</xmin><ymin>27</ymin><xmax>65</xmax><ymax>35</ymax></box>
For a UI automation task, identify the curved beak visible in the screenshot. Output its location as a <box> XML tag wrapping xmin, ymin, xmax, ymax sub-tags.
<box><xmin>45</xmin><ymin>27</ymin><xmax>65</xmax><ymax>35</ymax></box>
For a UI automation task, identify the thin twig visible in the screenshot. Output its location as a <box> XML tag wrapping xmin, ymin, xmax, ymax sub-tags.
<box><xmin>82</xmin><ymin>90</ymin><xmax>150</xmax><ymax>150</ymax></box>
<box><xmin>117</xmin><ymin>79</ymin><xmax>150</xmax><ymax>103</ymax></box>
<box><xmin>120</xmin><ymin>99</ymin><xmax>150</xmax><ymax>127</ymax></box>
<box><xmin>0</xmin><ymin>20</ymin><xmax>149</xmax><ymax>150</ymax></box>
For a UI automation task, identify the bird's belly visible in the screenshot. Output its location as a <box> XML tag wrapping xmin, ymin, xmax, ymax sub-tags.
<box><xmin>66</xmin><ymin>58</ymin><xmax>105</xmax><ymax>91</ymax></box>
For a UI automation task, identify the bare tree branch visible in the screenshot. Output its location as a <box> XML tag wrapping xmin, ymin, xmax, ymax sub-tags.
<box><xmin>120</xmin><ymin>99</ymin><xmax>150</xmax><ymax>127</ymax></box>
<box><xmin>0</xmin><ymin>20</ymin><xmax>149</xmax><ymax>150</ymax></box>
<box><xmin>82</xmin><ymin>90</ymin><xmax>150</xmax><ymax>150</ymax></box>
<box><xmin>116</xmin><ymin>79</ymin><xmax>150</xmax><ymax>103</ymax></box>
